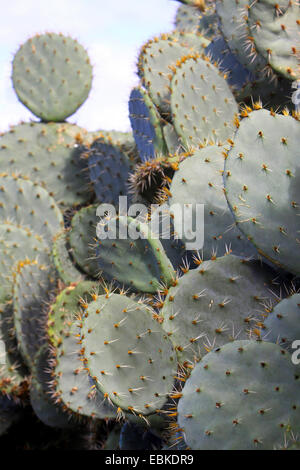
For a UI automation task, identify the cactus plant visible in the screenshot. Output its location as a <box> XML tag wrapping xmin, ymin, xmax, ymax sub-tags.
<box><xmin>0</xmin><ymin>0</ymin><xmax>299</xmax><ymax>450</ymax></box>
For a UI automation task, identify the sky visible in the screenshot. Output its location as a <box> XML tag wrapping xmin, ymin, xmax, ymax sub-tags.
<box><xmin>0</xmin><ymin>0</ymin><xmax>178</xmax><ymax>133</ymax></box>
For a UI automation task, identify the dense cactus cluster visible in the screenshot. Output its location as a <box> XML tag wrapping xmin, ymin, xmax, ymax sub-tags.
<box><xmin>0</xmin><ymin>0</ymin><xmax>299</xmax><ymax>450</ymax></box>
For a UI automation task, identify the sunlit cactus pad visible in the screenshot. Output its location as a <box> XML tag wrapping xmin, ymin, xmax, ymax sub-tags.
<box><xmin>12</xmin><ymin>33</ymin><xmax>93</xmax><ymax>121</ymax></box>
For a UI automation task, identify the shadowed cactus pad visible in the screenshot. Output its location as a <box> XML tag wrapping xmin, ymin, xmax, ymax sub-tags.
<box><xmin>129</xmin><ymin>87</ymin><xmax>167</xmax><ymax>162</ymax></box>
<box><xmin>30</xmin><ymin>345</ymin><xmax>73</xmax><ymax>429</ymax></box>
<box><xmin>13</xmin><ymin>260</ymin><xmax>57</xmax><ymax>368</ymax></box>
<box><xmin>79</xmin><ymin>293</ymin><xmax>176</xmax><ymax>415</ymax></box>
<box><xmin>12</xmin><ymin>33</ymin><xmax>93</xmax><ymax>122</ymax></box>
<box><xmin>177</xmin><ymin>340</ymin><xmax>300</xmax><ymax>450</ymax></box>
<box><xmin>86</xmin><ymin>139</ymin><xmax>133</xmax><ymax>205</ymax></box>
<box><xmin>0</xmin><ymin>396</ymin><xmax>20</xmax><ymax>437</ymax></box>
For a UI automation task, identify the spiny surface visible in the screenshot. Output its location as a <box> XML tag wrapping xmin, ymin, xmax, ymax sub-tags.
<box><xmin>12</xmin><ymin>33</ymin><xmax>92</xmax><ymax>121</ymax></box>
<box><xmin>0</xmin><ymin>122</ymin><xmax>93</xmax><ymax>208</ymax></box>
<box><xmin>0</xmin><ymin>223</ymin><xmax>50</xmax><ymax>303</ymax></box>
<box><xmin>95</xmin><ymin>216</ymin><xmax>175</xmax><ymax>293</ymax></box>
<box><xmin>69</xmin><ymin>204</ymin><xmax>100</xmax><ymax>278</ymax></box>
<box><xmin>171</xmin><ymin>56</ymin><xmax>238</xmax><ymax>148</ymax></box>
<box><xmin>129</xmin><ymin>87</ymin><xmax>167</xmax><ymax>162</ymax></box>
<box><xmin>80</xmin><ymin>293</ymin><xmax>176</xmax><ymax>415</ymax></box>
<box><xmin>224</xmin><ymin>109</ymin><xmax>300</xmax><ymax>275</ymax></box>
<box><xmin>177</xmin><ymin>340</ymin><xmax>300</xmax><ymax>450</ymax></box>
<box><xmin>161</xmin><ymin>254</ymin><xmax>279</xmax><ymax>365</ymax></box>
<box><xmin>0</xmin><ymin>174</ymin><xmax>64</xmax><ymax>244</ymax></box>
<box><xmin>13</xmin><ymin>260</ymin><xmax>57</xmax><ymax>368</ymax></box>
<box><xmin>169</xmin><ymin>145</ymin><xmax>256</xmax><ymax>259</ymax></box>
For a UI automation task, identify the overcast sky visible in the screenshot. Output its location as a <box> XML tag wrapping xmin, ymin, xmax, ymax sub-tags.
<box><xmin>0</xmin><ymin>0</ymin><xmax>178</xmax><ymax>133</ymax></box>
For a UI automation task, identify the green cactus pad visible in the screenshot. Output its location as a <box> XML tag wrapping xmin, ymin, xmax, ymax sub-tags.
<box><xmin>137</xmin><ymin>35</ymin><xmax>192</xmax><ymax>116</ymax></box>
<box><xmin>215</xmin><ymin>0</ymin><xmax>267</xmax><ymax>76</ymax></box>
<box><xmin>161</xmin><ymin>254</ymin><xmax>278</xmax><ymax>365</ymax></box>
<box><xmin>95</xmin><ymin>216</ymin><xmax>175</xmax><ymax>293</ymax></box>
<box><xmin>0</xmin><ymin>174</ymin><xmax>64</xmax><ymax>244</ymax></box>
<box><xmin>30</xmin><ymin>345</ymin><xmax>73</xmax><ymax>428</ymax></box>
<box><xmin>129</xmin><ymin>86</ymin><xmax>167</xmax><ymax>162</ymax></box>
<box><xmin>224</xmin><ymin>109</ymin><xmax>300</xmax><ymax>275</ymax></box>
<box><xmin>0</xmin><ymin>302</ymin><xmax>28</xmax><ymax>397</ymax></box>
<box><xmin>170</xmin><ymin>56</ymin><xmax>239</xmax><ymax>148</ymax></box>
<box><xmin>177</xmin><ymin>340</ymin><xmax>300</xmax><ymax>450</ymax></box>
<box><xmin>47</xmin><ymin>281</ymin><xmax>99</xmax><ymax>349</ymax></box>
<box><xmin>249</xmin><ymin>0</ymin><xmax>300</xmax><ymax>80</ymax></box>
<box><xmin>0</xmin><ymin>223</ymin><xmax>50</xmax><ymax>303</ymax></box>
<box><xmin>45</xmin><ymin>281</ymin><xmax>114</xmax><ymax>420</ymax></box>
<box><xmin>263</xmin><ymin>293</ymin><xmax>300</xmax><ymax>352</ymax></box>
<box><xmin>52</xmin><ymin>231</ymin><xmax>83</xmax><ymax>285</ymax></box>
<box><xmin>0</xmin><ymin>122</ymin><xmax>94</xmax><ymax>208</ymax></box>
<box><xmin>169</xmin><ymin>145</ymin><xmax>256</xmax><ymax>258</ymax></box>
<box><xmin>12</xmin><ymin>33</ymin><xmax>93</xmax><ymax>121</ymax></box>
<box><xmin>80</xmin><ymin>293</ymin><xmax>176</xmax><ymax>415</ymax></box>
<box><xmin>51</xmin><ymin>322</ymin><xmax>116</xmax><ymax>420</ymax></box>
<box><xmin>68</xmin><ymin>205</ymin><xmax>100</xmax><ymax>278</ymax></box>
<box><xmin>13</xmin><ymin>260</ymin><xmax>57</xmax><ymax>368</ymax></box>
<box><xmin>0</xmin><ymin>329</ymin><xmax>28</xmax><ymax>397</ymax></box>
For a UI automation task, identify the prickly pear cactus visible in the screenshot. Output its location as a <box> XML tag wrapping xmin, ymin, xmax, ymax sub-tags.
<box><xmin>161</xmin><ymin>254</ymin><xmax>278</xmax><ymax>365</ymax></box>
<box><xmin>12</xmin><ymin>33</ymin><xmax>93</xmax><ymax>122</ymax></box>
<box><xmin>1</xmin><ymin>0</ymin><xmax>300</xmax><ymax>451</ymax></box>
<box><xmin>177</xmin><ymin>340</ymin><xmax>300</xmax><ymax>450</ymax></box>
<box><xmin>79</xmin><ymin>293</ymin><xmax>176</xmax><ymax>415</ymax></box>
<box><xmin>224</xmin><ymin>109</ymin><xmax>300</xmax><ymax>276</ymax></box>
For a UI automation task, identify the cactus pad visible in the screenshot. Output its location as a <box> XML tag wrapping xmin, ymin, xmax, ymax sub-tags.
<box><xmin>171</xmin><ymin>56</ymin><xmax>239</xmax><ymax>148</ymax></box>
<box><xmin>161</xmin><ymin>254</ymin><xmax>278</xmax><ymax>365</ymax></box>
<box><xmin>80</xmin><ymin>293</ymin><xmax>176</xmax><ymax>415</ymax></box>
<box><xmin>224</xmin><ymin>109</ymin><xmax>300</xmax><ymax>275</ymax></box>
<box><xmin>12</xmin><ymin>33</ymin><xmax>93</xmax><ymax>121</ymax></box>
<box><xmin>0</xmin><ymin>122</ymin><xmax>93</xmax><ymax>208</ymax></box>
<box><xmin>177</xmin><ymin>340</ymin><xmax>300</xmax><ymax>450</ymax></box>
